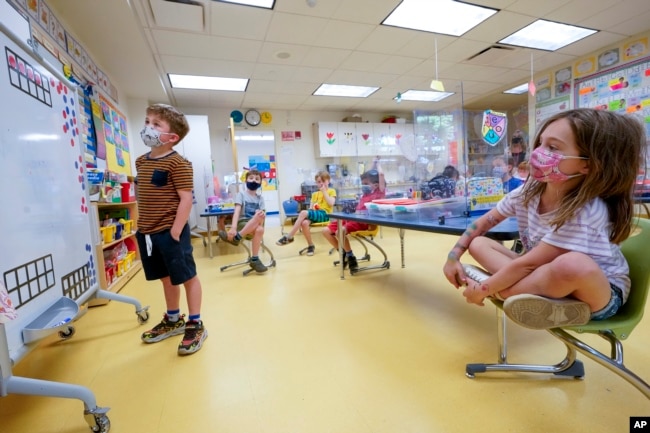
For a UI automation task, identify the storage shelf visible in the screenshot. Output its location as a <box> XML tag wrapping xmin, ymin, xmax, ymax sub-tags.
<box><xmin>90</xmin><ymin>201</ymin><xmax>141</xmax><ymax>307</ymax></box>
<box><xmin>101</xmin><ymin>232</ymin><xmax>136</xmax><ymax>248</ymax></box>
<box><xmin>89</xmin><ymin>260</ymin><xmax>142</xmax><ymax>307</ymax></box>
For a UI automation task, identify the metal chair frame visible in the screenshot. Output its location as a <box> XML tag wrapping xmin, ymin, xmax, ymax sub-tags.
<box><xmin>465</xmin><ymin>218</ymin><xmax>650</xmax><ymax>399</ymax></box>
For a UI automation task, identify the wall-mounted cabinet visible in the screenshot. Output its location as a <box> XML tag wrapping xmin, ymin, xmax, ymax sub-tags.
<box><xmin>313</xmin><ymin>122</ymin><xmax>415</xmax><ymax>158</ymax></box>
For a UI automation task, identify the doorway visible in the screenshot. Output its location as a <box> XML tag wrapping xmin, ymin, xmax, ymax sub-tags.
<box><xmin>233</xmin><ymin>130</ymin><xmax>279</xmax><ymax>214</ymax></box>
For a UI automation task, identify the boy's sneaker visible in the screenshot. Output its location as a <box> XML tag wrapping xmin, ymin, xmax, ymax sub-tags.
<box><xmin>347</xmin><ymin>255</ymin><xmax>359</xmax><ymax>272</ymax></box>
<box><xmin>306</xmin><ymin>245</ymin><xmax>315</xmax><ymax>256</ymax></box>
<box><xmin>462</xmin><ymin>264</ymin><xmax>491</xmax><ymax>283</ymax></box>
<box><xmin>218</xmin><ymin>230</ymin><xmax>240</xmax><ymax>246</ymax></box>
<box><xmin>178</xmin><ymin>320</ymin><xmax>208</xmax><ymax>355</ymax></box>
<box><xmin>141</xmin><ymin>314</ymin><xmax>185</xmax><ymax>343</ymax></box>
<box><xmin>249</xmin><ymin>258</ymin><xmax>268</xmax><ymax>273</ymax></box>
<box><xmin>276</xmin><ymin>235</ymin><xmax>294</xmax><ymax>246</ymax></box>
<box><xmin>503</xmin><ymin>294</ymin><xmax>591</xmax><ymax>330</ymax></box>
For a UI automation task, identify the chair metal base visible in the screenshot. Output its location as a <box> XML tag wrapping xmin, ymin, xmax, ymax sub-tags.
<box><xmin>332</xmin><ymin>234</ymin><xmax>390</xmax><ymax>275</ymax></box>
<box><xmin>466</xmin><ymin>305</ymin><xmax>650</xmax><ymax>399</ymax></box>
<box><xmin>219</xmin><ymin>241</ymin><xmax>276</xmax><ymax>276</ymax></box>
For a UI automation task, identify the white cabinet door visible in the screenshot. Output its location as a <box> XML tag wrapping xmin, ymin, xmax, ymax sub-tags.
<box><xmin>337</xmin><ymin>122</ymin><xmax>357</xmax><ymax>156</ymax></box>
<box><xmin>355</xmin><ymin>122</ymin><xmax>376</xmax><ymax>156</ymax></box>
<box><xmin>374</xmin><ymin>123</ymin><xmax>399</xmax><ymax>156</ymax></box>
<box><xmin>315</xmin><ymin>122</ymin><xmax>340</xmax><ymax>157</ymax></box>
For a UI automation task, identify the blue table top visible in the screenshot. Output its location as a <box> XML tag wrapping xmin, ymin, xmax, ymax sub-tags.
<box><xmin>328</xmin><ymin>211</ymin><xmax>519</xmax><ymax>241</ymax></box>
<box><xmin>200</xmin><ymin>208</ymin><xmax>235</xmax><ymax>217</ymax></box>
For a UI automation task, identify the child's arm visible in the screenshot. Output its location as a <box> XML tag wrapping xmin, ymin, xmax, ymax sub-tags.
<box><xmin>319</xmin><ymin>183</ymin><xmax>336</xmax><ymax>208</ymax></box>
<box><xmin>442</xmin><ymin>207</ymin><xmax>505</xmax><ymax>288</ymax></box>
<box><xmin>171</xmin><ymin>189</ymin><xmax>193</xmax><ymax>240</ymax></box>
<box><xmin>374</xmin><ymin>157</ymin><xmax>386</xmax><ymax>192</ymax></box>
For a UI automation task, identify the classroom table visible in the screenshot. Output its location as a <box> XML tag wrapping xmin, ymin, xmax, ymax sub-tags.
<box><xmin>200</xmin><ymin>208</ymin><xmax>235</xmax><ymax>258</ymax></box>
<box><xmin>329</xmin><ymin>211</ymin><xmax>520</xmax><ymax>280</ymax></box>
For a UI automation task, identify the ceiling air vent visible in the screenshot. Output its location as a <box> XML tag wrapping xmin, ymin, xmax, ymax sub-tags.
<box><xmin>465</xmin><ymin>45</ymin><xmax>515</xmax><ymax>65</ymax></box>
<box><xmin>150</xmin><ymin>0</ymin><xmax>205</xmax><ymax>32</ymax></box>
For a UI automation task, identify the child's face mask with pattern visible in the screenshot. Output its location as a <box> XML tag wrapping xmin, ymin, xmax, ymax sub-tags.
<box><xmin>140</xmin><ymin>126</ymin><xmax>175</xmax><ymax>148</ymax></box>
<box><xmin>530</xmin><ymin>147</ymin><xmax>588</xmax><ymax>182</ymax></box>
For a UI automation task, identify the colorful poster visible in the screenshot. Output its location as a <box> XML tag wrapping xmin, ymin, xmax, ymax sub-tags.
<box><xmin>535</xmin><ymin>95</ymin><xmax>570</xmax><ymax>128</ymax></box>
<box><xmin>623</xmin><ymin>38</ymin><xmax>649</xmax><ymax>61</ymax></box>
<box><xmin>481</xmin><ymin>110</ymin><xmax>507</xmax><ymax>146</ymax></box>
<box><xmin>248</xmin><ymin>155</ymin><xmax>277</xmax><ymax>191</ymax></box>
<box><xmin>575</xmin><ymin>56</ymin><xmax>650</xmax><ymax>136</ymax></box>
<box><xmin>97</xmin><ymin>94</ymin><xmax>131</xmax><ymax>175</ymax></box>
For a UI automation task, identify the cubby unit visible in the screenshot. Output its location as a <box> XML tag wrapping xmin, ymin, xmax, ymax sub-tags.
<box><xmin>90</xmin><ymin>201</ymin><xmax>141</xmax><ymax>306</ymax></box>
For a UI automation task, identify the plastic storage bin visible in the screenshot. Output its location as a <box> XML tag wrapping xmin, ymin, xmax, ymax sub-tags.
<box><xmin>418</xmin><ymin>197</ymin><xmax>468</xmax><ymax>222</ymax></box>
<box><xmin>100</xmin><ymin>225</ymin><xmax>115</xmax><ymax>244</ymax></box>
<box><xmin>392</xmin><ymin>205</ymin><xmax>419</xmax><ymax>222</ymax></box>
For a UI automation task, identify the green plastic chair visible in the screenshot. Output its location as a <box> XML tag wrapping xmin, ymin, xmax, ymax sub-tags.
<box><xmin>466</xmin><ymin>218</ymin><xmax>650</xmax><ymax>399</ymax></box>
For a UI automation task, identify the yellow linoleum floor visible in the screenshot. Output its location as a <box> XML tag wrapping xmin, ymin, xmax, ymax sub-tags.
<box><xmin>1</xmin><ymin>216</ymin><xmax>649</xmax><ymax>433</ymax></box>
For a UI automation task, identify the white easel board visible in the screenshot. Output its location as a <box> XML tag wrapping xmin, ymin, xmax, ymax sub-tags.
<box><xmin>0</xmin><ymin>29</ymin><xmax>97</xmax><ymax>359</ymax></box>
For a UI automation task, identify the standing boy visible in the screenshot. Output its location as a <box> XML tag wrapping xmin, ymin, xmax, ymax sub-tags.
<box><xmin>322</xmin><ymin>161</ymin><xmax>385</xmax><ymax>271</ymax></box>
<box><xmin>276</xmin><ymin>171</ymin><xmax>336</xmax><ymax>256</ymax></box>
<box><xmin>135</xmin><ymin>103</ymin><xmax>207</xmax><ymax>355</ymax></box>
<box><xmin>218</xmin><ymin>169</ymin><xmax>268</xmax><ymax>273</ymax></box>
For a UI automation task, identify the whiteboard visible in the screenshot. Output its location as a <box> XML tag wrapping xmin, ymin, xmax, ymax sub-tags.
<box><xmin>0</xmin><ymin>29</ymin><xmax>97</xmax><ymax>357</ymax></box>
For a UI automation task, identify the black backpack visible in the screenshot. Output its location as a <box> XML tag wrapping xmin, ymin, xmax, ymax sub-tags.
<box><xmin>426</xmin><ymin>175</ymin><xmax>456</xmax><ymax>199</ymax></box>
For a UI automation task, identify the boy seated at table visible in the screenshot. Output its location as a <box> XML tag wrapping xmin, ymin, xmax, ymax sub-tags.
<box><xmin>219</xmin><ymin>169</ymin><xmax>268</xmax><ymax>273</ymax></box>
<box><xmin>276</xmin><ymin>170</ymin><xmax>336</xmax><ymax>256</ymax></box>
<box><xmin>322</xmin><ymin>160</ymin><xmax>386</xmax><ymax>271</ymax></box>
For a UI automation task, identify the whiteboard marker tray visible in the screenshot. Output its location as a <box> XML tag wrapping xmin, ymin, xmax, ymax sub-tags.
<box><xmin>22</xmin><ymin>297</ymin><xmax>79</xmax><ymax>344</ymax></box>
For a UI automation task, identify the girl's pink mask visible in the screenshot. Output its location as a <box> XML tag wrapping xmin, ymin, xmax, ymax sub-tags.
<box><xmin>529</xmin><ymin>147</ymin><xmax>588</xmax><ymax>182</ymax></box>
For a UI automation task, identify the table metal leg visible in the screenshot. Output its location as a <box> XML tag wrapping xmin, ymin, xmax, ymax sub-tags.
<box><xmin>338</xmin><ymin>219</ymin><xmax>345</xmax><ymax>280</ymax></box>
<box><xmin>207</xmin><ymin>216</ymin><xmax>213</xmax><ymax>259</ymax></box>
<box><xmin>399</xmin><ymin>228</ymin><xmax>405</xmax><ymax>268</ymax></box>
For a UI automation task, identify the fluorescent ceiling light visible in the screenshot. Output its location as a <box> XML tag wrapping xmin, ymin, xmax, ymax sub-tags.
<box><xmin>214</xmin><ymin>0</ymin><xmax>275</xmax><ymax>9</ymax></box>
<box><xmin>382</xmin><ymin>0</ymin><xmax>497</xmax><ymax>36</ymax></box>
<box><xmin>499</xmin><ymin>20</ymin><xmax>597</xmax><ymax>51</ymax></box>
<box><xmin>314</xmin><ymin>84</ymin><xmax>379</xmax><ymax>98</ymax></box>
<box><xmin>169</xmin><ymin>74</ymin><xmax>248</xmax><ymax>91</ymax></box>
<box><xmin>503</xmin><ymin>83</ymin><xmax>529</xmax><ymax>94</ymax></box>
<box><xmin>397</xmin><ymin>89</ymin><xmax>454</xmax><ymax>102</ymax></box>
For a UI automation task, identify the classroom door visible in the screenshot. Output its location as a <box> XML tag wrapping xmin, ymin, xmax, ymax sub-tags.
<box><xmin>235</xmin><ymin>130</ymin><xmax>279</xmax><ymax>214</ymax></box>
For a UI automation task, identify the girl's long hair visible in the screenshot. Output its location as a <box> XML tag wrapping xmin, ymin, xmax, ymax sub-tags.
<box><xmin>521</xmin><ymin>109</ymin><xmax>646</xmax><ymax>243</ymax></box>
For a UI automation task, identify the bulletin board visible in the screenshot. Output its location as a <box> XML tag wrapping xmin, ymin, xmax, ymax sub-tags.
<box><xmin>575</xmin><ymin>56</ymin><xmax>650</xmax><ymax>136</ymax></box>
<box><xmin>0</xmin><ymin>28</ymin><xmax>98</xmax><ymax>358</ymax></box>
<box><xmin>92</xmin><ymin>93</ymin><xmax>132</xmax><ymax>175</ymax></box>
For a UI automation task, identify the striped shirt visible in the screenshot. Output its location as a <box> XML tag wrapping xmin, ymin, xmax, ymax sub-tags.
<box><xmin>497</xmin><ymin>187</ymin><xmax>631</xmax><ymax>301</ymax></box>
<box><xmin>135</xmin><ymin>151</ymin><xmax>194</xmax><ymax>234</ymax></box>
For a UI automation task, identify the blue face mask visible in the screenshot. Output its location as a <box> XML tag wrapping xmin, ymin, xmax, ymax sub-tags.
<box><xmin>246</xmin><ymin>181</ymin><xmax>261</xmax><ymax>191</ymax></box>
<box><xmin>361</xmin><ymin>185</ymin><xmax>373</xmax><ymax>195</ymax></box>
<box><xmin>492</xmin><ymin>166</ymin><xmax>507</xmax><ymax>178</ymax></box>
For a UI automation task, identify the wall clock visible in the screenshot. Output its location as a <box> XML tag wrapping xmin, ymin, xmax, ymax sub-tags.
<box><xmin>245</xmin><ymin>109</ymin><xmax>261</xmax><ymax>126</ymax></box>
<box><xmin>261</xmin><ymin>111</ymin><xmax>272</xmax><ymax>124</ymax></box>
<box><xmin>230</xmin><ymin>110</ymin><xmax>243</xmax><ymax>124</ymax></box>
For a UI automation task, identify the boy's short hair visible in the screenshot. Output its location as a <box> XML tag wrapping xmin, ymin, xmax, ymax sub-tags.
<box><xmin>442</xmin><ymin>165</ymin><xmax>459</xmax><ymax>179</ymax></box>
<box><xmin>246</xmin><ymin>169</ymin><xmax>262</xmax><ymax>180</ymax></box>
<box><xmin>315</xmin><ymin>170</ymin><xmax>331</xmax><ymax>182</ymax></box>
<box><xmin>360</xmin><ymin>169</ymin><xmax>379</xmax><ymax>184</ymax></box>
<box><xmin>146</xmin><ymin>103</ymin><xmax>190</xmax><ymax>141</ymax></box>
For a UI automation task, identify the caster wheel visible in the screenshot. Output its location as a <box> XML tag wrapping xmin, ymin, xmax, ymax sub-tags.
<box><xmin>137</xmin><ymin>311</ymin><xmax>150</xmax><ymax>324</ymax></box>
<box><xmin>59</xmin><ymin>326</ymin><xmax>75</xmax><ymax>339</ymax></box>
<box><xmin>89</xmin><ymin>413</ymin><xmax>111</xmax><ymax>432</ymax></box>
